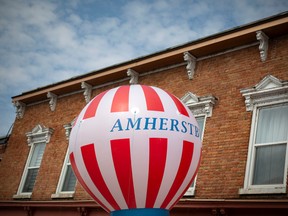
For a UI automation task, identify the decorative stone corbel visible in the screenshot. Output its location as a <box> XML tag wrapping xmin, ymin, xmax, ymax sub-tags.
<box><xmin>44</xmin><ymin>128</ymin><xmax>54</xmax><ymax>144</ymax></box>
<box><xmin>204</xmin><ymin>103</ymin><xmax>211</xmax><ymax>115</ymax></box>
<box><xmin>47</xmin><ymin>92</ymin><xmax>57</xmax><ymax>111</ymax></box>
<box><xmin>63</xmin><ymin>123</ymin><xmax>72</xmax><ymax>140</ymax></box>
<box><xmin>183</xmin><ymin>51</ymin><xmax>196</xmax><ymax>79</ymax></box>
<box><xmin>243</xmin><ymin>94</ymin><xmax>252</xmax><ymax>111</ymax></box>
<box><xmin>81</xmin><ymin>81</ymin><xmax>92</xmax><ymax>103</ymax></box>
<box><xmin>26</xmin><ymin>134</ymin><xmax>32</xmax><ymax>146</ymax></box>
<box><xmin>256</xmin><ymin>30</ymin><xmax>269</xmax><ymax>62</ymax></box>
<box><xmin>63</xmin><ymin>118</ymin><xmax>76</xmax><ymax>140</ymax></box>
<box><xmin>13</xmin><ymin>101</ymin><xmax>26</xmax><ymax>119</ymax></box>
<box><xmin>127</xmin><ymin>69</ymin><xmax>139</xmax><ymax>84</ymax></box>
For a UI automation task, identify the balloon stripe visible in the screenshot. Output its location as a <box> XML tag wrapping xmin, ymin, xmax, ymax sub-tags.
<box><xmin>160</xmin><ymin>140</ymin><xmax>194</xmax><ymax>209</ymax></box>
<box><xmin>83</xmin><ymin>90</ymin><xmax>108</xmax><ymax>119</ymax></box>
<box><xmin>145</xmin><ymin>138</ymin><xmax>168</xmax><ymax>208</ymax></box>
<box><xmin>167</xmin><ymin>93</ymin><xmax>189</xmax><ymax>117</ymax></box>
<box><xmin>69</xmin><ymin>153</ymin><xmax>110</xmax><ymax>212</ymax></box>
<box><xmin>70</xmin><ymin>85</ymin><xmax>202</xmax><ymax>213</ymax></box>
<box><xmin>111</xmin><ymin>139</ymin><xmax>137</xmax><ymax>209</ymax></box>
<box><xmin>111</xmin><ymin>86</ymin><xmax>130</xmax><ymax>112</ymax></box>
<box><xmin>141</xmin><ymin>85</ymin><xmax>164</xmax><ymax>111</ymax></box>
<box><xmin>81</xmin><ymin>144</ymin><xmax>121</xmax><ymax>210</ymax></box>
<box><xmin>168</xmin><ymin>150</ymin><xmax>202</xmax><ymax>210</ymax></box>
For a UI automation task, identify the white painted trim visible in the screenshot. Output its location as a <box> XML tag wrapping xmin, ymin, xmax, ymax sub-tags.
<box><xmin>240</xmin><ymin>75</ymin><xmax>288</xmax><ymax>111</ymax></box>
<box><xmin>51</xmin><ymin>147</ymin><xmax>76</xmax><ymax>199</ymax></box>
<box><xmin>127</xmin><ymin>69</ymin><xmax>139</xmax><ymax>85</ymax></box>
<box><xmin>13</xmin><ymin>125</ymin><xmax>53</xmax><ymax>199</ymax></box>
<box><xmin>14</xmin><ymin>141</ymin><xmax>46</xmax><ymax>197</ymax></box>
<box><xmin>181</xmin><ymin>92</ymin><xmax>215</xmax><ymax>196</ymax></box>
<box><xmin>239</xmin><ymin>186</ymin><xmax>286</xmax><ymax>195</ymax></box>
<box><xmin>47</xmin><ymin>92</ymin><xmax>57</xmax><ymax>111</ymax></box>
<box><xmin>81</xmin><ymin>82</ymin><xmax>92</xmax><ymax>103</ymax></box>
<box><xmin>181</xmin><ymin>93</ymin><xmax>217</xmax><ymax>117</ymax></box>
<box><xmin>13</xmin><ymin>101</ymin><xmax>26</xmax><ymax>119</ymax></box>
<box><xmin>185</xmin><ymin>175</ymin><xmax>197</xmax><ymax>196</ymax></box>
<box><xmin>240</xmin><ymin>75</ymin><xmax>288</xmax><ymax>195</ymax></box>
<box><xmin>183</xmin><ymin>52</ymin><xmax>196</xmax><ymax>80</ymax></box>
<box><xmin>20</xmin><ymin>42</ymin><xmax>257</xmax><ymax>107</ymax></box>
<box><xmin>256</xmin><ymin>30</ymin><xmax>269</xmax><ymax>62</ymax></box>
<box><xmin>183</xmin><ymin>115</ymin><xmax>207</xmax><ymax>196</ymax></box>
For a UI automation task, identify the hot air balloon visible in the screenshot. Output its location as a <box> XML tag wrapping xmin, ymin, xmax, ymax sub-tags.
<box><xmin>69</xmin><ymin>85</ymin><xmax>202</xmax><ymax>216</ymax></box>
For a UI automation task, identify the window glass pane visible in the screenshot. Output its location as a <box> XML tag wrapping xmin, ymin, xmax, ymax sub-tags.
<box><xmin>29</xmin><ymin>142</ymin><xmax>46</xmax><ymax>167</ymax></box>
<box><xmin>190</xmin><ymin>179</ymin><xmax>195</xmax><ymax>187</ymax></box>
<box><xmin>61</xmin><ymin>165</ymin><xmax>77</xmax><ymax>192</ymax></box>
<box><xmin>196</xmin><ymin>116</ymin><xmax>205</xmax><ymax>140</ymax></box>
<box><xmin>189</xmin><ymin>116</ymin><xmax>205</xmax><ymax>190</ymax></box>
<box><xmin>252</xmin><ymin>144</ymin><xmax>286</xmax><ymax>185</ymax></box>
<box><xmin>22</xmin><ymin>168</ymin><xmax>39</xmax><ymax>192</ymax></box>
<box><xmin>256</xmin><ymin>104</ymin><xmax>288</xmax><ymax>144</ymax></box>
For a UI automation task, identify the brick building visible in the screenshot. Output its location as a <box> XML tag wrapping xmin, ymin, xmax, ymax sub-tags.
<box><xmin>0</xmin><ymin>12</ymin><xmax>288</xmax><ymax>216</ymax></box>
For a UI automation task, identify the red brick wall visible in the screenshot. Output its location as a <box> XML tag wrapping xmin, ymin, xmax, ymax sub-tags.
<box><xmin>0</xmin><ymin>35</ymin><xmax>287</xmax><ymax>201</ymax></box>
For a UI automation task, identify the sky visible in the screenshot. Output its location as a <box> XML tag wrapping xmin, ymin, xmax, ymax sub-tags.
<box><xmin>0</xmin><ymin>0</ymin><xmax>288</xmax><ymax>136</ymax></box>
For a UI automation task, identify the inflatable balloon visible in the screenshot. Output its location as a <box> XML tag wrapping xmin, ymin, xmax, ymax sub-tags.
<box><xmin>69</xmin><ymin>85</ymin><xmax>202</xmax><ymax>216</ymax></box>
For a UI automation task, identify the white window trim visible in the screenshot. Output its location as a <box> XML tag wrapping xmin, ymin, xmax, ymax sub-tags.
<box><xmin>52</xmin><ymin>121</ymin><xmax>76</xmax><ymax>199</ymax></box>
<box><xmin>51</xmin><ymin>149</ymin><xmax>75</xmax><ymax>199</ymax></box>
<box><xmin>194</xmin><ymin>115</ymin><xmax>207</xmax><ymax>141</ymax></box>
<box><xmin>181</xmin><ymin>92</ymin><xmax>217</xmax><ymax>196</ymax></box>
<box><xmin>185</xmin><ymin>115</ymin><xmax>207</xmax><ymax>196</ymax></box>
<box><xmin>181</xmin><ymin>92</ymin><xmax>217</xmax><ymax>118</ymax></box>
<box><xmin>13</xmin><ymin>125</ymin><xmax>53</xmax><ymax>199</ymax></box>
<box><xmin>239</xmin><ymin>75</ymin><xmax>288</xmax><ymax>195</ymax></box>
<box><xmin>185</xmin><ymin>176</ymin><xmax>198</xmax><ymax>196</ymax></box>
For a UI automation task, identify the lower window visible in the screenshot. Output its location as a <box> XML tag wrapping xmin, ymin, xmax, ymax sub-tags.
<box><xmin>240</xmin><ymin>103</ymin><xmax>288</xmax><ymax>194</ymax></box>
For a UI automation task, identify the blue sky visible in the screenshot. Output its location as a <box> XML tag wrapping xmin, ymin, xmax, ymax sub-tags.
<box><xmin>0</xmin><ymin>0</ymin><xmax>288</xmax><ymax>136</ymax></box>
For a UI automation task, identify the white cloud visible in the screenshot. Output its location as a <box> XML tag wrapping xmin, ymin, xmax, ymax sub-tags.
<box><xmin>0</xmin><ymin>0</ymin><xmax>288</xmax><ymax>135</ymax></box>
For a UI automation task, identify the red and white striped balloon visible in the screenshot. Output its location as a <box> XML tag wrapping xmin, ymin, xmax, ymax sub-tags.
<box><xmin>69</xmin><ymin>85</ymin><xmax>202</xmax><ymax>213</ymax></box>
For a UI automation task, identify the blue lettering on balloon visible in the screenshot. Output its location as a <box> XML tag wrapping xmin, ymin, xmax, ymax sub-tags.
<box><xmin>195</xmin><ymin>125</ymin><xmax>200</xmax><ymax>138</ymax></box>
<box><xmin>126</xmin><ymin>117</ymin><xmax>142</xmax><ymax>130</ymax></box>
<box><xmin>170</xmin><ymin>119</ymin><xmax>179</xmax><ymax>132</ymax></box>
<box><xmin>159</xmin><ymin>118</ymin><xmax>168</xmax><ymax>130</ymax></box>
<box><xmin>110</xmin><ymin>119</ymin><xmax>123</xmax><ymax>132</ymax></box>
<box><xmin>187</xmin><ymin>122</ymin><xmax>194</xmax><ymax>135</ymax></box>
<box><xmin>144</xmin><ymin>117</ymin><xmax>157</xmax><ymax>130</ymax></box>
<box><xmin>109</xmin><ymin>117</ymin><xmax>200</xmax><ymax>140</ymax></box>
<box><xmin>181</xmin><ymin>121</ymin><xmax>187</xmax><ymax>133</ymax></box>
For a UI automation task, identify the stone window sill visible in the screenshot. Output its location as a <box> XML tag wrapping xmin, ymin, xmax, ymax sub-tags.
<box><xmin>51</xmin><ymin>192</ymin><xmax>74</xmax><ymax>199</ymax></box>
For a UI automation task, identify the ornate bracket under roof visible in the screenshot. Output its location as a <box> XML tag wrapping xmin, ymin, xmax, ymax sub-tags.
<box><xmin>13</xmin><ymin>101</ymin><xmax>26</xmax><ymax>119</ymax></box>
<box><xmin>127</xmin><ymin>69</ymin><xmax>139</xmax><ymax>85</ymax></box>
<box><xmin>63</xmin><ymin>124</ymin><xmax>72</xmax><ymax>140</ymax></box>
<box><xmin>63</xmin><ymin>118</ymin><xmax>76</xmax><ymax>140</ymax></box>
<box><xmin>181</xmin><ymin>92</ymin><xmax>217</xmax><ymax>117</ymax></box>
<box><xmin>47</xmin><ymin>92</ymin><xmax>57</xmax><ymax>111</ymax></box>
<box><xmin>240</xmin><ymin>74</ymin><xmax>288</xmax><ymax>111</ymax></box>
<box><xmin>183</xmin><ymin>52</ymin><xmax>196</xmax><ymax>80</ymax></box>
<box><xmin>81</xmin><ymin>81</ymin><xmax>92</xmax><ymax>103</ymax></box>
<box><xmin>26</xmin><ymin>124</ymin><xmax>54</xmax><ymax>146</ymax></box>
<box><xmin>256</xmin><ymin>30</ymin><xmax>269</xmax><ymax>62</ymax></box>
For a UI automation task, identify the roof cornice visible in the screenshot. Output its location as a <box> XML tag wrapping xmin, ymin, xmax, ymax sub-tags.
<box><xmin>12</xmin><ymin>12</ymin><xmax>288</xmax><ymax>104</ymax></box>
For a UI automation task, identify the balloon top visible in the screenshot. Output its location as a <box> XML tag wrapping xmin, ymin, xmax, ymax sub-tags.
<box><xmin>69</xmin><ymin>85</ymin><xmax>202</xmax><ymax>212</ymax></box>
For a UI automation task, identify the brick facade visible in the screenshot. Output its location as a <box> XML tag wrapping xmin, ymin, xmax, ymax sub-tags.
<box><xmin>1</xmin><ymin>13</ymin><xmax>288</xmax><ymax>215</ymax></box>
